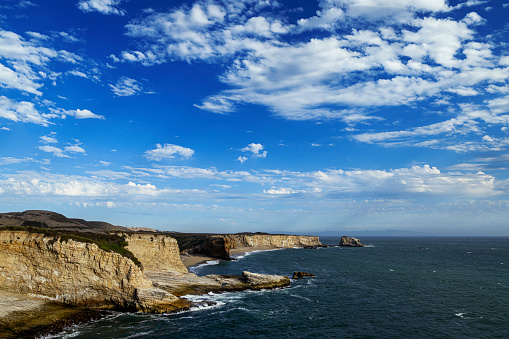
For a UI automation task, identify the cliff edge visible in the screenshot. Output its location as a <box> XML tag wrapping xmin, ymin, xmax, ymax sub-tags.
<box><xmin>0</xmin><ymin>229</ymin><xmax>182</xmax><ymax>313</ymax></box>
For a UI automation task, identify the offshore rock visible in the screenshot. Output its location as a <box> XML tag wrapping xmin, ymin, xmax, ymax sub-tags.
<box><xmin>339</xmin><ymin>236</ymin><xmax>366</xmax><ymax>247</ymax></box>
<box><xmin>205</xmin><ymin>271</ymin><xmax>290</xmax><ymax>291</ymax></box>
<box><xmin>240</xmin><ymin>271</ymin><xmax>290</xmax><ymax>288</ymax></box>
<box><xmin>292</xmin><ymin>271</ymin><xmax>315</xmax><ymax>279</ymax></box>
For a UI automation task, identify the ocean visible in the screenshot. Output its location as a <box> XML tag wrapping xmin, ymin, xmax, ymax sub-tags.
<box><xmin>52</xmin><ymin>237</ymin><xmax>509</xmax><ymax>338</ymax></box>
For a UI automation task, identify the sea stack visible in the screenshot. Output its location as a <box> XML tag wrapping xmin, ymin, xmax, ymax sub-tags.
<box><xmin>339</xmin><ymin>236</ymin><xmax>366</xmax><ymax>247</ymax></box>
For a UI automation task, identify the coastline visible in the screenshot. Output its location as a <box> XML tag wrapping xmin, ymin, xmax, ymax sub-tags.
<box><xmin>0</xmin><ymin>239</ymin><xmax>303</xmax><ymax>337</ymax></box>
<box><xmin>181</xmin><ymin>245</ymin><xmax>279</xmax><ymax>271</ymax></box>
<box><xmin>0</xmin><ymin>291</ymin><xmax>106</xmax><ymax>339</ymax></box>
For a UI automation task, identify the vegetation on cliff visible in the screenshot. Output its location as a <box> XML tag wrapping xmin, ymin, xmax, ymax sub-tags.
<box><xmin>0</xmin><ymin>226</ymin><xmax>141</xmax><ymax>267</ymax></box>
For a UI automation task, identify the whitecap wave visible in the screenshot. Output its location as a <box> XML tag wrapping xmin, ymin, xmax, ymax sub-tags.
<box><xmin>290</xmin><ymin>294</ymin><xmax>314</xmax><ymax>302</ymax></box>
<box><xmin>455</xmin><ymin>312</ymin><xmax>468</xmax><ymax>319</ymax></box>
<box><xmin>189</xmin><ymin>260</ymin><xmax>221</xmax><ymax>274</ymax></box>
<box><xmin>232</xmin><ymin>248</ymin><xmax>283</xmax><ymax>260</ymax></box>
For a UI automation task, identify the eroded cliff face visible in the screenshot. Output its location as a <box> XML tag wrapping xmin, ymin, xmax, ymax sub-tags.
<box><xmin>0</xmin><ymin>230</ymin><xmax>180</xmax><ymax>312</ymax></box>
<box><xmin>121</xmin><ymin>233</ymin><xmax>188</xmax><ymax>273</ymax></box>
<box><xmin>230</xmin><ymin>234</ymin><xmax>321</xmax><ymax>249</ymax></box>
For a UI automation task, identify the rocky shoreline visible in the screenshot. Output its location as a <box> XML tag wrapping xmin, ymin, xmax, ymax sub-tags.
<box><xmin>0</xmin><ymin>210</ymin><xmax>369</xmax><ymax>337</ymax></box>
<box><xmin>0</xmin><ymin>211</ymin><xmax>325</xmax><ymax>337</ymax></box>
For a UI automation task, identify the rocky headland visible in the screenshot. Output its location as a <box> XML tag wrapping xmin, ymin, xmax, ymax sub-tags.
<box><xmin>0</xmin><ymin>210</ymin><xmax>320</xmax><ymax>338</ymax></box>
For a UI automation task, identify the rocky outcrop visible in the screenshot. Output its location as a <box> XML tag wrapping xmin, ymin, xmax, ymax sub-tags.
<box><xmin>230</xmin><ymin>234</ymin><xmax>321</xmax><ymax>249</ymax></box>
<box><xmin>205</xmin><ymin>271</ymin><xmax>290</xmax><ymax>291</ymax></box>
<box><xmin>339</xmin><ymin>236</ymin><xmax>366</xmax><ymax>247</ymax></box>
<box><xmin>0</xmin><ymin>230</ymin><xmax>181</xmax><ymax>313</ymax></box>
<box><xmin>292</xmin><ymin>271</ymin><xmax>315</xmax><ymax>279</ymax></box>
<box><xmin>121</xmin><ymin>233</ymin><xmax>188</xmax><ymax>273</ymax></box>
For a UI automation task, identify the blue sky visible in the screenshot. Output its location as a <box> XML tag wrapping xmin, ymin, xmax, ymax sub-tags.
<box><xmin>1</xmin><ymin>0</ymin><xmax>509</xmax><ymax>235</ymax></box>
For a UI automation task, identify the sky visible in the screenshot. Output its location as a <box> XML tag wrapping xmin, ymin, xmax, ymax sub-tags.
<box><xmin>0</xmin><ymin>0</ymin><xmax>509</xmax><ymax>235</ymax></box>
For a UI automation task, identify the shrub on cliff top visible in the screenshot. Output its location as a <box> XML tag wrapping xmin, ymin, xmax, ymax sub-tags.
<box><xmin>0</xmin><ymin>226</ymin><xmax>141</xmax><ymax>267</ymax></box>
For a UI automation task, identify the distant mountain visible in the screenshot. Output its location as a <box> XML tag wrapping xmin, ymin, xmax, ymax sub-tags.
<box><xmin>0</xmin><ymin>210</ymin><xmax>127</xmax><ymax>232</ymax></box>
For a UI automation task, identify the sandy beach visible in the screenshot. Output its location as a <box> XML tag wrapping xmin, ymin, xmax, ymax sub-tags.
<box><xmin>180</xmin><ymin>246</ymin><xmax>279</xmax><ymax>270</ymax></box>
<box><xmin>229</xmin><ymin>246</ymin><xmax>278</xmax><ymax>255</ymax></box>
<box><xmin>180</xmin><ymin>254</ymin><xmax>217</xmax><ymax>268</ymax></box>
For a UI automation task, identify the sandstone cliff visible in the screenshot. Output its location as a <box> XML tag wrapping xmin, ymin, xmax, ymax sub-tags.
<box><xmin>169</xmin><ymin>232</ymin><xmax>321</xmax><ymax>260</ymax></box>
<box><xmin>0</xmin><ymin>230</ymin><xmax>181</xmax><ymax>312</ymax></box>
<box><xmin>121</xmin><ymin>233</ymin><xmax>188</xmax><ymax>273</ymax></box>
<box><xmin>230</xmin><ymin>234</ymin><xmax>321</xmax><ymax>249</ymax></box>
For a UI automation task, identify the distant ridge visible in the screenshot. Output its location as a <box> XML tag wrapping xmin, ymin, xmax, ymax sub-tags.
<box><xmin>273</xmin><ymin>230</ymin><xmax>427</xmax><ymax>237</ymax></box>
<box><xmin>0</xmin><ymin>210</ymin><xmax>127</xmax><ymax>232</ymax></box>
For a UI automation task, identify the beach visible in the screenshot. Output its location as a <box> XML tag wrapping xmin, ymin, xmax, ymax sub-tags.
<box><xmin>180</xmin><ymin>246</ymin><xmax>279</xmax><ymax>270</ymax></box>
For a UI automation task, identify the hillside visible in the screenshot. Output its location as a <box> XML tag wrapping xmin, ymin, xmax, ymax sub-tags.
<box><xmin>0</xmin><ymin>210</ymin><xmax>127</xmax><ymax>232</ymax></box>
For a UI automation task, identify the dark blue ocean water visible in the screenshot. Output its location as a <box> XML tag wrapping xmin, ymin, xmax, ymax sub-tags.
<box><xmin>53</xmin><ymin>237</ymin><xmax>509</xmax><ymax>338</ymax></box>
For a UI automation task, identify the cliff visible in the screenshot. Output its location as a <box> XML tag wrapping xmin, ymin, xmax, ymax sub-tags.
<box><xmin>0</xmin><ymin>230</ymin><xmax>181</xmax><ymax>313</ymax></box>
<box><xmin>230</xmin><ymin>233</ymin><xmax>321</xmax><ymax>249</ymax></box>
<box><xmin>169</xmin><ymin>232</ymin><xmax>321</xmax><ymax>260</ymax></box>
<box><xmin>121</xmin><ymin>233</ymin><xmax>188</xmax><ymax>273</ymax></box>
<box><xmin>169</xmin><ymin>233</ymin><xmax>233</xmax><ymax>260</ymax></box>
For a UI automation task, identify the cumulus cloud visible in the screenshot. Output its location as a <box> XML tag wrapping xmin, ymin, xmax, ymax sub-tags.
<box><xmin>0</xmin><ymin>96</ymin><xmax>105</xmax><ymax>126</ymax></box>
<box><xmin>0</xmin><ymin>96</ymin><xmax>53</xmax><ymax>126</ymax></box>
<box><xmin>40</xmin><ymin>133</ymin><xmax>57</xmax><ymax>144</ymax></box>
<box><xmin>236</xmin><ymin>156</ymin><xmax>248</xmax><ymax>164</ymax></box>
<box><xmin>0</xmin><ymin>171</ymin><xmax>205</xmax><ymax>200</ymax></box>
<box><xmin>0</xmin><ymin>29</ymin><xmax>79</xmax><ymax>96</ymax></box>
<box><xmin>117</xmin><ymin>0</ymin><xmax>508</xmax><ymax>135</ymax></box>
<box><xmin>144</xmin><ymin>143</ymin><xmax>195</xmax><ymax>161</ymax></box>
<box><xmin>109</xmin><ymin>77</ymin><xmax>143</xmax><ymax>97</ymax></box>
<box><xmin>77</xmin><ymin>0</ymin><xmax>125</xmax><ymax>15</ymax></box>
<box><xmin>241</xmin><ymin>143</ymin><xmax>267</xmax><ymax>158</ymax></box>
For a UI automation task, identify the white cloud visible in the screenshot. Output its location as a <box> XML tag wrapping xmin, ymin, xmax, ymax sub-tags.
<box><xmin>0</xmin><ymin>29</ymin><xmax>65</xmax><ymax>95</ymax></box>
<box><xmin>38</xmin><ymin>145</ymin><xmax>69</xmax><ymax>158</ymax></box>
<box><xmin>77</xmin><ymin>0</ymin><xmax>125</xmax><ymax>16</ymax></box>
<box><xmin>263</xmin><ymin>187</ymin><xmax>298</xmax><ymax>195</ymax></box>
<box><xmin>336</xmin><ymin>0</ymin><xmax>449</xmax><ymax>20</ymax></box>
<box><xmin>0</xmin><ymin>171</ymin><xmax>207</xmax><ymax>203</ymax></box>
<box><xmin>40</xmin><ymin>134</ymin><xmax>57</xmax><ymax>144</ymax></box>
<box><xmin>119</xmin><ymin>2</ymin><xmax>508</xmax><ymax>126</ymax></box>
<box><xmin>68</xmin><ymin>69</ymin><xmax>88</xmax><ymax>78</ymax></box>
<box><xmin>64</xmin><ymin>145</ymin><xmax>86</xmax><ymax>154</ymax></box>
<box><xmin>0</xmin><ymin>96</ymin><xmax>53</xmax><ymax>126</ymax></box>
<box><xmin>109</xmin><ymin>77</ymin><xmax>143</xmax><ymax>97</ymax></box>
<box><xmin>70</xmin><ymin>109</ymin><xmax>105</xmax><ymax>120</ymax></box>
<box><xmin>236</xmin><ymin>156</ymin><xmax>248</xmax><ymax>164</ymax></box>
<box><xmin>144</xmin><ymin>143</ymin><xmax>195</xmax><ymax>161</ymax></box>
<box><xmin>0</xmin><ymin>157</ymin><xmax>34</xmax><ymax>165</ymax></box>
<box><xmin>241</xmin><ymin>143</ymin><xmax>267</xmax><ymax>158</ymax></box>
